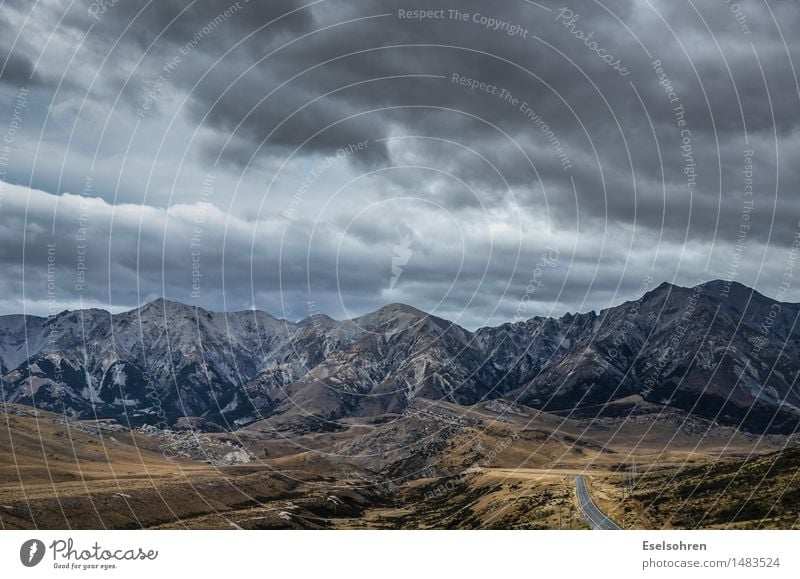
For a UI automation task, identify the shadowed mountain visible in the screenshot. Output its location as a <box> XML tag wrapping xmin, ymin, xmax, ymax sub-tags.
<box><xmin>1</xmin><ymin>281</ymin><xmax>799</xmax><ymax>433</ymax></box>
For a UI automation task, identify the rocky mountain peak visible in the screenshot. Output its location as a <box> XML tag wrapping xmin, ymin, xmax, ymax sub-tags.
<box><xmin>134</xmin><ymin>297</ymin><xmax>195</xmax><ymax>316</ymax></box>
<box><xmin>353</xmin><ymin>303</ymin><xmax>431</xmax><ymax>332</ymax></box>
<box><xmin>2</xmin><ymin>280</ymin><xmax>799</xmax><ymax>434</ymax></box>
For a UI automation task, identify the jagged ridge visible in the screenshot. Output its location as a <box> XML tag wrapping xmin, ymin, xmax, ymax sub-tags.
<box><xmin>1</xmin><ymin>280</ymin><xmax>799</xmax><ymax>434</ymax></box>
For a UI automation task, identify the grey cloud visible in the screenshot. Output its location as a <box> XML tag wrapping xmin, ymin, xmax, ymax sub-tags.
<box><xmin>3</xmin><ymin>183</ymin><xmax>796</xmax><ymax>331</ymax></box>
<box><xmin>0</xmin><ymin>52</ymin><xmax>38</xmax><ymax>86</ymax></box>
<box><xmin>1</xmin><ymin>0</ymin><xmax>799</xmax><ymax>322</ymax></box>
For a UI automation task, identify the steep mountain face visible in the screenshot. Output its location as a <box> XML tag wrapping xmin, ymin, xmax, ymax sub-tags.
<box><xmin>248</xmin><ymin>304</ymin><xmax>497</xmax><ymax>425</ymax></box>
<box><xmin>1</xmin><ymin>281</ymin><xmax>799</xmax><ymax>433</ymax></box>
<box><xmin>0</xmin><ymin>300</ymin><xmax>298</xmax><ymax>426</ymax></box>
<box><xmin>487</xmin><ymin>281</ymin><xmax>800</xmax><ymax>433</ymax></box>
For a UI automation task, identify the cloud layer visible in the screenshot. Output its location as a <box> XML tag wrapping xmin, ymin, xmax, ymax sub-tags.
<box><xmin>1</xmin><ymin>0</ymin><xmax>799</xmax><ymax>325</ymax></box>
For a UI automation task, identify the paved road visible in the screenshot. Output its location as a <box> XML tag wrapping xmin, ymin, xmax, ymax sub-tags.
<box><xmin>576</xmin><ymin>475</ymin><xmax>622</xmax><ymax>530</ymax></box>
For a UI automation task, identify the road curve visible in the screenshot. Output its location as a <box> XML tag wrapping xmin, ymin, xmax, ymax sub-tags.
<box><xmin>575</xmin><ymin>475</ymin><xmax>622</xmax><ymax>530</ymax></box>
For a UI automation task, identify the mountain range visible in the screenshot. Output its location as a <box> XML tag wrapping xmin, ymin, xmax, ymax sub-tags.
<box><xmin>2</xmin><ymin>280</ymin><xmax>799</xmax><ymax>434</ymax></box>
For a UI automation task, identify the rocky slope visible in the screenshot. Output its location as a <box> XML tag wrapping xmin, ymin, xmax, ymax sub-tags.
<box><xmin>1</xmin><ymin>280</ymin><xmax>799</xmax><ymax>433</ymax></box>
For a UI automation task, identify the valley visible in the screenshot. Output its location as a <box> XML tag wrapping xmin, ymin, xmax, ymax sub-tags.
<box><xmin>2</xmin><ymin>279</ymin><xmax>799</xmax><ymax>529</ymax></box>
<box><xmin>2</xmin><ymin>396</ymin><xmax>797</xmax><ymax>529</ymax></box>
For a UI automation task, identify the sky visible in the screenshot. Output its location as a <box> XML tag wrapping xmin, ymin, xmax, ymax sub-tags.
<box><xmin>0</xmin><ymin>0</ymin><xmax>799</xmax><ymax>329</ymax></box>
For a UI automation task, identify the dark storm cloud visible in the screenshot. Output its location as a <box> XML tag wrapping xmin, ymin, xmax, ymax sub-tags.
<box><xmin>0</xmin><ymin>12</ymin><xmax>40</xmax><ymax>88</ymax></box>
<box><xmin>1</xmin><ymin>0</ymin><xmax>799</xmax><ymax>321</ymax></box>
<box><xmin>0</xmin><ymin>52</ymin><xmax>38</xmax><ymax>86</ymax></box>
<box><xmin>1</xmin><ymin>181</ymin><xmax>795</xmax><ymax>329</ymax></box>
